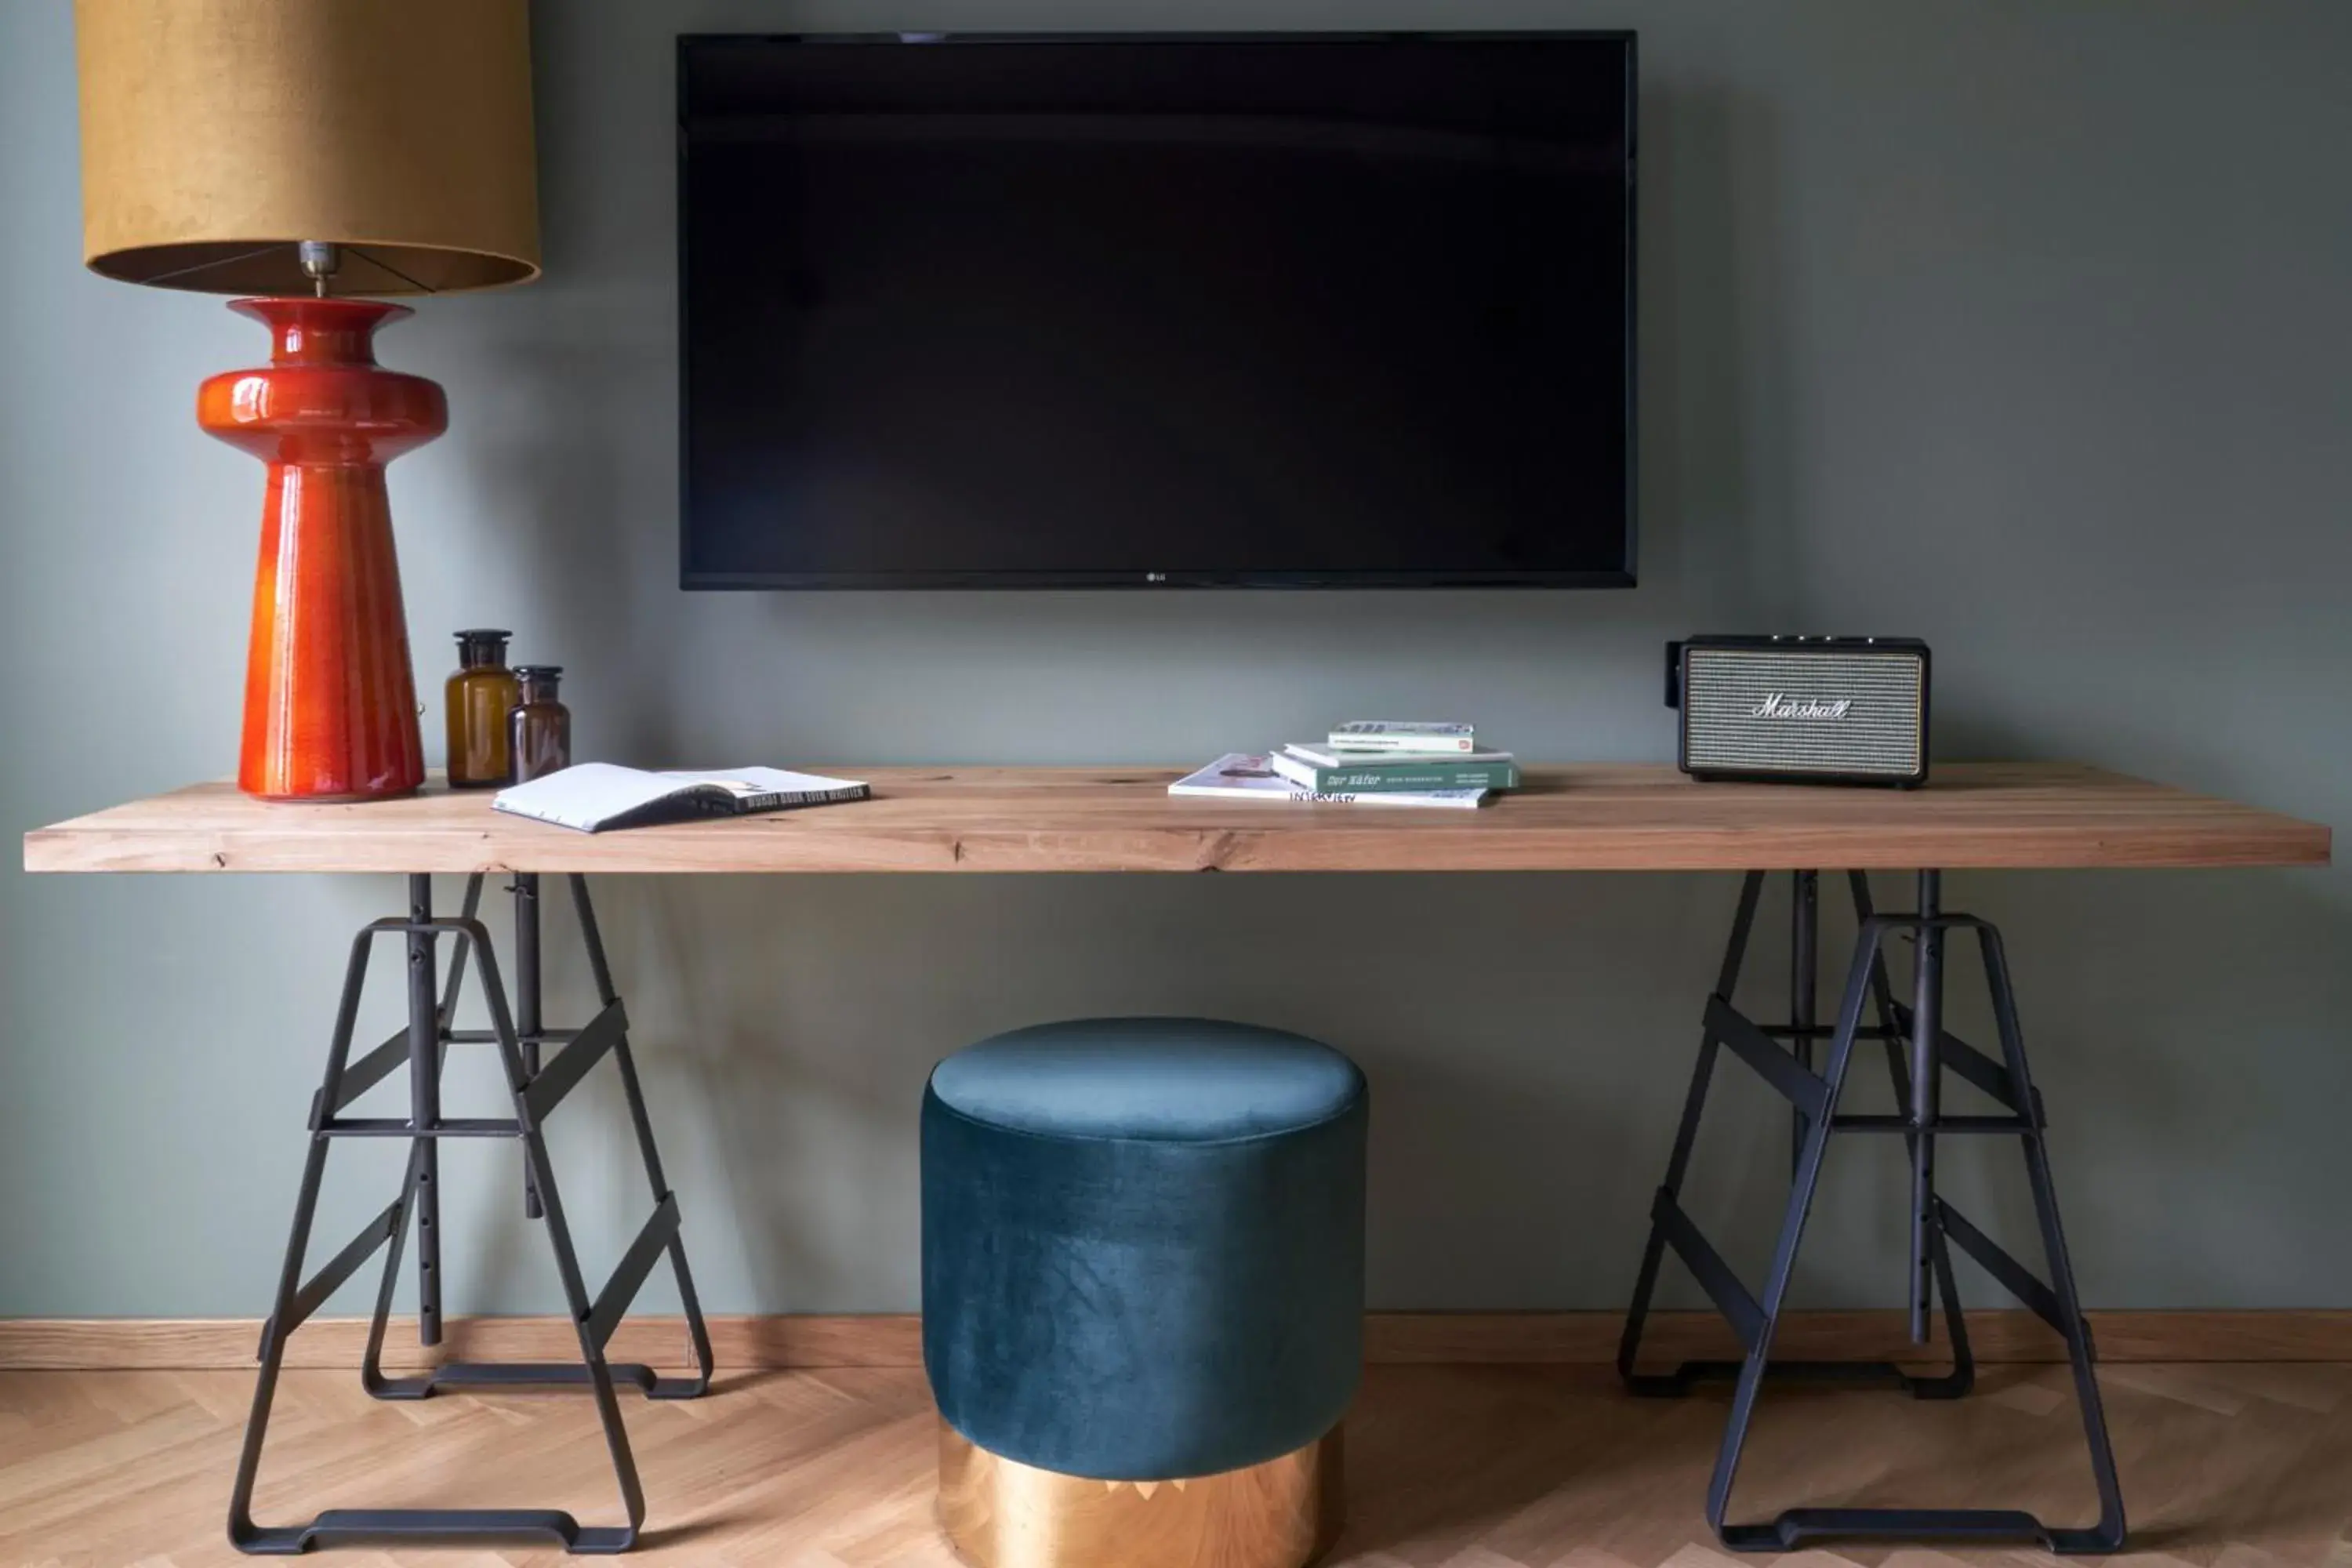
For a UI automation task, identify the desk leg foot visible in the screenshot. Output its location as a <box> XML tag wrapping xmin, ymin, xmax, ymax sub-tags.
<box><xmin>1616</xmin><ymin>869</ymin><xmax>2125</xmax><ymax>1553</ymax></box>
<box><xmin>228</xmin><ymin>875</ymin><xmax>713</xmax><ymax>1555</ymax></box>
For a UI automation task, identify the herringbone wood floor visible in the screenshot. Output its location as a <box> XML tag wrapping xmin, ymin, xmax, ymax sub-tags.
<box><xmin>2</xmin><ymin>1363</ymin><xmax>2347</xmax><ymax>1568</ymax></box>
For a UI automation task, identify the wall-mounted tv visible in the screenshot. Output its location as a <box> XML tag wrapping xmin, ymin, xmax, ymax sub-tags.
<box><xmin>679</xmin><ymin>32</ymin><xmax>1635</xmax><ymax>588</ymax></box>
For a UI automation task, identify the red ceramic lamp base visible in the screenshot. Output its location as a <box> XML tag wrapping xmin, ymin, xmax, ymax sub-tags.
<box><xmin>198</xmin><ymin>298</ymin><xmax>444</xmax><ymax>802</ymax></box>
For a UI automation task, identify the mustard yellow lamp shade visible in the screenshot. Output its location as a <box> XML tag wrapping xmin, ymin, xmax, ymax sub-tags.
<box><xmin>75</xmin><ymin>0</ymin><xmax>541</xmax><ymax>296</ymax></box>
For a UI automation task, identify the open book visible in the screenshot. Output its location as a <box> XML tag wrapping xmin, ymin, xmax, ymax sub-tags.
<box><xmin>492</xmin><ymin>764</ymin><xmax>870</xmax><ymax>833</ymax></box>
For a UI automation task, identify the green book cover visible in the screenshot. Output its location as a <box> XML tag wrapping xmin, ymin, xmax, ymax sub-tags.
<box><xmin>1271</xmin><ymin>747</ymin><xmax>1519</xmax><ymax>794</ymax></box>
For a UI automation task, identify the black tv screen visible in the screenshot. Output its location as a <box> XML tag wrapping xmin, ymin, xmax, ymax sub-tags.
<box><xmin>679</xmin><ymin>33</ymin><xmax>1635</xmax><ymax>587</ymax></box>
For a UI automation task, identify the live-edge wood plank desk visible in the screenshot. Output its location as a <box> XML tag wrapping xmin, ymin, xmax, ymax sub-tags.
<box><xmin>24</xmin><ymin>760</ymin><xmax>2329</xmax><ymax>875</ymax></box>
<box><xmin>23</xmin><ymin>763</ymin><xmax>2332</xmax><ymax>1557</ymax></box>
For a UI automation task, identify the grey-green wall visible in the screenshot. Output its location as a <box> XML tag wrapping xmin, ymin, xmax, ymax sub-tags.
<box><xmin>2</xmin><ymin>0</ymin><xmax>2347</xmax><ymax>1321</ymax></box>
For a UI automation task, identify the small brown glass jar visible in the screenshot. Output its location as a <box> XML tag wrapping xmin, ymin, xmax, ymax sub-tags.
<box><xmin>509</xmin><ymin>665</ymin><xmax>572</xmax><ymax>783</ymax></box>
<box><xmin>445</xmin><ymin>630</ymin><xmax>519</xmax><ymax>788</ymax></box>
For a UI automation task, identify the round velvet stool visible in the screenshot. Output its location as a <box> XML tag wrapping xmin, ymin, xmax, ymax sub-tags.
<box><xmin>922</xmin><ymin>1017</ymin><xmax>1368</xmax><ymax>1568</ymax></box>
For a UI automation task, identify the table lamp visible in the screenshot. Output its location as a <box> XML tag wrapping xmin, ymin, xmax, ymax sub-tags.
<box><xmin>75</xmin><ymin>0</ymin><xmax>540</xmax><ymax>801</ymax></box>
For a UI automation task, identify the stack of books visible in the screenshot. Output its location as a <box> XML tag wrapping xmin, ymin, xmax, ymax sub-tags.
<box><xmin>1170</xmin><ymin>722</ymin><xmax>1518</xmax><ymax>811</ymax></box>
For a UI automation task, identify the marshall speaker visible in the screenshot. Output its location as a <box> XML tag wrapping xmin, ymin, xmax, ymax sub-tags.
<box><xmin>1667</xmin><ymin>636</ymin><xmax>1931</xmax><ymax>787</ymax></box>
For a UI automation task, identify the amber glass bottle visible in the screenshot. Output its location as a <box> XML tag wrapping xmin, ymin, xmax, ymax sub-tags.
<box><xmin>445</xmin><ymin>630</ymin><xmax>518</xmax><ymax>788</ymax></box>
<box><xmin>509</xmin><ymin>666</ymin><xmax>572</xmax><ymax>783</ymax></box>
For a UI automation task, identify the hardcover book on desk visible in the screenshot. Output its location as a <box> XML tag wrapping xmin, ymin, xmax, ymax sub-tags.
<box><xmin>1272</xmin><ymin>745</ymin><xmax>1520</xmax><ymax>794</ymax></box>
<box><xmin>1169</xmin><ymin>754</ymin><xmax>1486</xmax><ymax>810</ymax></box>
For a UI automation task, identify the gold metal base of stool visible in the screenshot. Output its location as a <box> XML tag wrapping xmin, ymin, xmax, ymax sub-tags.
<box><xmin>938</xmin><ymin>1420</ymin><xmax>1344</xmax><ymax>1568</ymax></box>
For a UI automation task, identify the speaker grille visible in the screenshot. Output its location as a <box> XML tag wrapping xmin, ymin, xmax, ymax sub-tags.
<box><xmin>1684</xmin><ymin>647</ymin><xmax>1924</xmax><ymax>777</ymax></box>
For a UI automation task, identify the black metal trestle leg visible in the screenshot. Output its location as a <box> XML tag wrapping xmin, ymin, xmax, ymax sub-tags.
<box><xmin>228</xmin><ymin>873</ymin><xmax>714</xmax><ymax>1555</ymax></box>
<box><xmin>1617</xmin><ymin>869</ymin><xmax>2125</xmax><ymax>1554</ymax></box>
<box><xmin>517</xmin><ymin>872</ymin><xmax>545</xmax><ymax>1220</ymax></box>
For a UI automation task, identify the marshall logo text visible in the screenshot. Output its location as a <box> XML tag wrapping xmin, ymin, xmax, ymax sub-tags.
<box><xmin>1751</xmin><ymin>693</ymin><xmax>1853</xmax><ymax>720</ymax></box>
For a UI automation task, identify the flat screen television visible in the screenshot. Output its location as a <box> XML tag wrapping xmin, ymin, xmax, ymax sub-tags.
<box><xmin>678</xmin><ymin>32</ymin><xmax>1635</xmax><ymax>588</ymax></box>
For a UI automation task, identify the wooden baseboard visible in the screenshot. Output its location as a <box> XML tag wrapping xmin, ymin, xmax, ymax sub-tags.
<box><xmin>2</xmin><ymin>1309</ymin><xmax>2346</xmax><ymax>1371</ymax></box>
<box><xmin>1369</xmin><ymin>1308</ymin><xmax>2352</xmax><ymax>1363</ymax></box>
<box><xmin>0</xmin><ymin>1315</ymin><xmax>920</xmax><ymax>1372</ymax></box>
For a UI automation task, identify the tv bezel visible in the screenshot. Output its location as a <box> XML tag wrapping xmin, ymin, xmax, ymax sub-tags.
<box><xmin>676</xmin><ymin>31</ymin><xmax>1639</xmax><ymax>590</ymax></box>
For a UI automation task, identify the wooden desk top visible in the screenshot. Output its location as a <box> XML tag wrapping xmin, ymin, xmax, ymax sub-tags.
<box><xmin>20</xmin><ymin>763</ymin><xmax>2330</xmax><ymax>875</ymax></box>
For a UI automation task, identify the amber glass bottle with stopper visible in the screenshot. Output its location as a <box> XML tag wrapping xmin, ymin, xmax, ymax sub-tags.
<box><xmin>445</xmin><ymin>630</ymin><xmax>518</xmax><ymax>788</ymax></box>
<box><xmin>510</xmin><ymin>666</ymin><xmax>572</xmax><ymax>783</ymax></box>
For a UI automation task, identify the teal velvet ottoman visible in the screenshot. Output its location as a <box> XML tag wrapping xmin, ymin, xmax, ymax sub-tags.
<box><xmin>921</xmin><ymin>1017</ymin><xmax>1368</xmax><ymax>1568</ymax></box>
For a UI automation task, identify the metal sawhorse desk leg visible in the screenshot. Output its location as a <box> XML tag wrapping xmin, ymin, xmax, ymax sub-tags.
<box><xmin>227</xmin><ymin>872</ymin><xmax>715</xmax><ymax>1555</ymax></box>
<box><xmin>1618</xmin><ymin>869</ymin><xmax>2126</xmax><ymax>1553</ymax></box>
